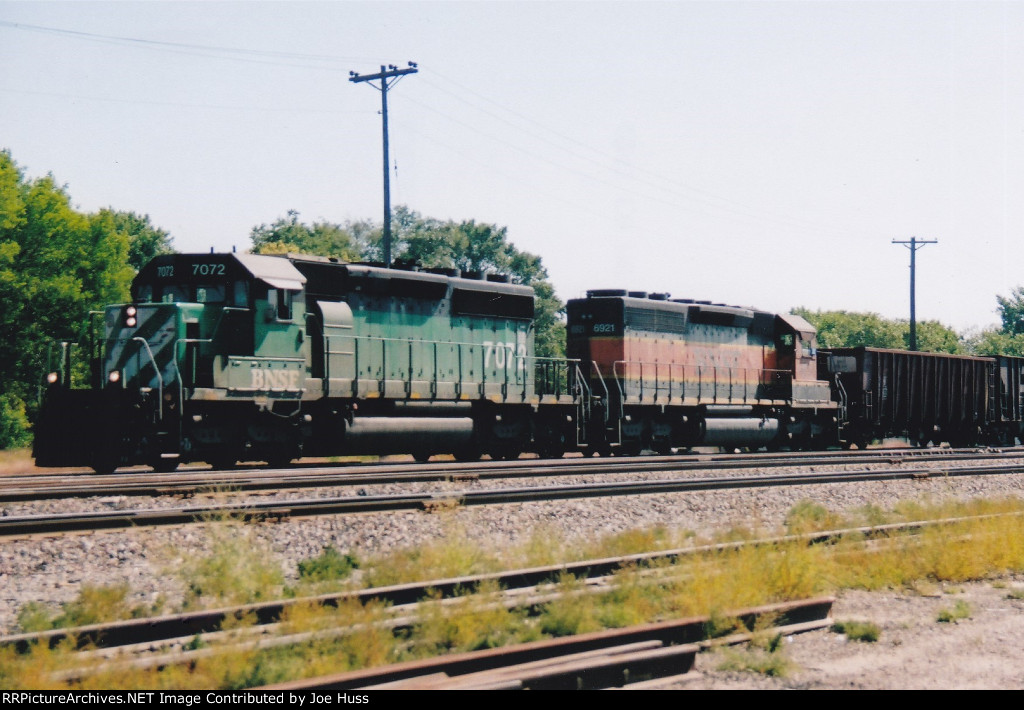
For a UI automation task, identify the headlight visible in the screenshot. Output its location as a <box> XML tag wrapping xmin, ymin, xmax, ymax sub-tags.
<box><xmin>126</xmin><ymin>306</ymin><xmax>137</xmax><ymax>317</ymax></box>
<box><xmin>46</xmin><ymin>372</ymin><xmax>58</xmax><ymax>384</ymax></box>
<box><xmin>108</xmin><ymin>370</ymin><xmax>121</xmax><ymax>383</ymax></box>
<box><xmin>125</xmin><ymin>317</ymin><xmax>137</xmax><ymax>327</ymax></box>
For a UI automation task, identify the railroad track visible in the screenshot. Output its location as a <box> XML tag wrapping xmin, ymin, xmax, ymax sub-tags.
<box><xmin>3</xmin><ymin>446</ymin><xmax>1019</xmax><ymax>502</ymax></box>
<box><xmin>7</xmin><ymin>512</ymin><xmax>987</xmax><ymax>658</ymax></box>
<box><xmin>261</xmin><ymin>598</ymin><xmax>834</xmax><ymax>691</ymax></box>
<box><xmin>3</xmin><ymin>458</ymin><xmax>1024</xmax><ymax>538</ymax></box>
<box><xmin>11</xmin><ymin>509</ymin><xmax>1002</xmax><ymax>688</ymax></box>
<box><xmin>4</xmin><ymin>521</ymin><xmax>849</xmax><ymax>687</ymax></box>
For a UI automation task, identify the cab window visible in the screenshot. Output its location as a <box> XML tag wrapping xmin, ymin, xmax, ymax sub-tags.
<box><xmin>195</xmin><ymin>285</ymin><xmax>226</xmax><ymax>304</ymax></box>
<box><xmin>267</xmin><ymin>289</ymin><xmax>294</xmax><ymax>321</ymax></box>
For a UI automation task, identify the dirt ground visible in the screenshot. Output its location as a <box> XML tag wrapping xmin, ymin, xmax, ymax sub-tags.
<box><xmin>674</xmin><ymin>578</ymin><xmax>1024</xmax><ymax>690</ymax></box>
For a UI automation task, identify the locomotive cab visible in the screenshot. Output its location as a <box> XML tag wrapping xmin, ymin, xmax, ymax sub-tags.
<box><xmin>34</xmin><ymin>253</ymin><xmax>311</xmax><ymax>472</ymax></box>
<box><xmin>774</xmin><ymin>313</ymin><xmax>832</xmax><ymax>406</ymax></box>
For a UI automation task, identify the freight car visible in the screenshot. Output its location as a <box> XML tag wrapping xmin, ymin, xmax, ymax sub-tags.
<box><xmin>33</xmin><ymin>252</ymin><xmax>580</xmax><ymax>472</ymax></box>
<box><xmin>819</xmin><ymin>348</ymin><xmax>1024</xmax><ymax>449</ymax></box>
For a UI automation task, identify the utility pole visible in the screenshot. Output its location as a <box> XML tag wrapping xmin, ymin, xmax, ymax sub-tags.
<box><xmin>349</xmin><ymin>62</ymin><xmax>418</xmax><ymax>268</ymax></box>
<box><xmin>892</xmin><ymin>237</ymin><xmax>937</xmax><ymax>351</ymax></box>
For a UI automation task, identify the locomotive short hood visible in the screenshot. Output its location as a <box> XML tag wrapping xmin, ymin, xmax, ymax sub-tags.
<box><xmin>132</xmin><ymin>252</ymin><xmax>306</xmax><ymax>298</ymax></box>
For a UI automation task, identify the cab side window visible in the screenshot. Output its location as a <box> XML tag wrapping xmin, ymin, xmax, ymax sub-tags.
<box><xmin>267</xmin><ymin>289</ymin><xmax>294</xmax><ymax>321</ymax></box>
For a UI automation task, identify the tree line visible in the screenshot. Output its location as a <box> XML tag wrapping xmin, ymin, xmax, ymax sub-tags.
<box><xmin>3</xmin><ymin>148</ymin><xmax>1023</xmax><ymax>450</ymax></box>
<box><xmin>795</xmin><ymin>294</ymin><xmax>1024</xmax><ymax>356</ymax></box>
<box><xmin>0</xmin><ymin>150</ymin><xmax>173</xmax><ymax>448</ymax></box>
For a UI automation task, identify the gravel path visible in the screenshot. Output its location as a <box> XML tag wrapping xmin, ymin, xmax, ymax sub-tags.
<box><xmin>677</xmin><ymin>579</ymin><xmax>1024</xmax><ymax>690</ymax></box>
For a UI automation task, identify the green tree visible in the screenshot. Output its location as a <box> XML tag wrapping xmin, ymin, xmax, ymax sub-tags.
<box><xmin>911</xmin><ymin>320</ymin><xmax>964</xmax><ymax>354</ymax></box>
<box><xmin>996</xmin><ymin>287</ymin><xmax>1024</xmax><ymax>336</ymax></box>
<box><xmin>251</xmin><ymin>210</ymin><xmax>361</xmax><ymax>261</ymax></box>
<box><xmin>791</xmin><ymin>309</ymin><xmax>904</xmax><ymax>349</ymax></box>
<box><xmin>95</xmin><ymin>209</ymin><xmax>174</xmax><ymax>271</ymax></box>
<box><xmin>0</xmin><ymin>150</ymin><xmax>137</xmax><ymax>448</ymax></box>
<box><xmin>962</xmin><ymin>287</ymin><xmax>1024</xmax><ymax>356</ymax></box>
<box><xmin>966</xmin><ymin>328</ymin><xmax>1024</xmax><ymax>357</ymax></box>
<box><xmin>793</xmin><ymin>308</ymin><xmax>963</xmax><ymax>353</ymax></box>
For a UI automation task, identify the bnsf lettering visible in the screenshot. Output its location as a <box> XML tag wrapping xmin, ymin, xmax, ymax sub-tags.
<box><xmin>192</xmin><ymin>263</ymin><xmax>227</xmax><ymax>276</ymax></box>
<box><xmin>251</xmin><ymin>368</ymin><xmax>301</xmax><ymax>390</ymax></box>
<box><xmin>157</xmin><ymin>265</ymin><xmax>174</xmax><ymax>278</ymax></box>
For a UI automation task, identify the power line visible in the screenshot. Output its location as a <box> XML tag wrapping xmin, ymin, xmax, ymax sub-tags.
<box><xmin>0</xmin><ymin>19</ymin><xmax>378</xmax><ymax>68</ymax></box>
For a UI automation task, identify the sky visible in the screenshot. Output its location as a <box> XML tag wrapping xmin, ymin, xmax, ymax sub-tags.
<box><xmin>1</xmin><ymin>1</ymin><xmax>1022</xmax><ymax>333</ymax></box>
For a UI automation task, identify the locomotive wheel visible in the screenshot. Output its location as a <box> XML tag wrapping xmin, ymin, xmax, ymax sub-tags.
<box><xmin>536</xmin><ymin>443</ymin><xmax>566</xmax><ymax>459</ymax></box>
<box><xmin>489</xmin><ymin>446</ymin><xmax>522</xmax><ymax>461</ymax></box>
<box><xmin>208</xmin><ymin>457</ymin><xmax>236</xmax><ymax>471</ymax></box>
<box><xmin>413</xmin><ymin>451</ymin><xmax>433</xmax><ymax>463</ymax></box>
<box><xmin>150</xmin><ymin>457</ymin><xmax>179</xmax><ymax>473</ymax></box>
<box><xmin>91</xmin><ymin>449</ymin><xmax>120</xmax><ymax>475</ymax></box>
<box><xmin>453</xmin><ymin>445</ymin><xmax>482</xmax><ymax>462</ymax></box>
<box><xmin>536</xmin><ymin>430</ymin><xmax>567</xmax><ymax>459</ymax></box>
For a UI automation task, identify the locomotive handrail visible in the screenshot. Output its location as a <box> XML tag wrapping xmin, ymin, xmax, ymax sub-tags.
<box><xmin>833</xmin><ymin>372</ymin><xmax>848</xmax><ymax>429</ymax></box>
<box><xmin>609</xmin><ymin>360</ymin><xmax>792</xmax><ymax>405</ymax></box>
<box><xmin>171</xmin><ymin>338</ymin><xmax>212</xmax><ymax>417</ymax></box>
<box><xmin>327</xmin><ymin>333</ymin><xmax>534</xmax><ymax>402</ymax></box>
<box><xmin>131</xmin><ymin>337</ymin><xmax>165</xmax><ymax>421</ymax></box>
<box><xmin>322</xmin><ymin>331</ymin><xmax>582</xmax><ymax>404</ymax></box>
<box><xmin>589</xmin><ymin>360</ymin><xmax>612</xmax><ymax>425</ymax></box>
<box><xmin>531</xmin><ymin>355</ymin><xmax>582</xmax><ymax>399</ymax></box>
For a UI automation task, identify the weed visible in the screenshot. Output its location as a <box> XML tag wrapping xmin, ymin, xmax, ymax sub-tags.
<box><xmin>937</xmin><ymin>600</ymin><xmax>971</xmax><ymax>623</ymax></box>
<box><xmin>178</xmin><ymin>523</ymin><xmax>285</xmax><ymax>608</ymax></box>
<box><xmin>831</xmin><ymin>619</ymin><xmax>881</xmax><ymax>642</ymax></box>
<box><xmin>785</xmin><ymin>500</ymin><xmax>841</xmax><ymax>534</ymax></box>
<box><xmin>855</xmin><ymin>503</ymin><xmax>891</xmax><ymax>528</ymax></box>
<box><xmin>362</xmin><ymin>522</ymin><xmax>501</xmax><ymax>587</ymax></box>
<box><xmin>538</xmin><ymin>575</ymin><xmax>602</xmax><ymax>637</ymax></box>
<box><xmin>704</xmin><ymin>609</ymin><xmax>744</xmax><ymax>639</ymax></box>
<box><xmin>16</xmin><ymin>602</ymin><xmax>57</xmax><ymax>633</ymax></box>
<box><xmin>1005</xmin><ymin>588</ymin><xmax>1024</xmax><ymax>600</ymax></box>
<box><xmin>17</xmin><ymin>583</ymin><xmax>156</xmax><ymax>632</ymax></box>
<box><xmin>411</xmin><ymin>581</ymin><xmax>536</xmax><ymax>655</ymax></box>
<box><xmin>717</xmin><ymin>642</ymin><xmax>792</xmax><ymax>678</ymax></box>
<box><xmin>297</xmin><ymin>546</ymin><xmax>359</xmax><ymax>584</ymax></box>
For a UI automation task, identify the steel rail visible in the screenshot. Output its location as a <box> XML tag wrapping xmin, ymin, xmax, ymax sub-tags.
<box><xmin>5</xmin><ymin>447</ymin><xmax>1021</xmax><ymax>502</ymax></box>
<box><xmin>3</xmin><ymin>462</ymin><xmax>1024</xmax><ymax>538</ymax></box>
<box><xmin>260</xmin><ymin>597</ymin><xmax>834</xmax><ymax>691</ymax></box>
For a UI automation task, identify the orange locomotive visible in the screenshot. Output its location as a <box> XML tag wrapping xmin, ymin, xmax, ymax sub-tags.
<box><xmin>566</xmin><ymin>290</ymin><xmax>837</xmax><ymax>454</ymax></box>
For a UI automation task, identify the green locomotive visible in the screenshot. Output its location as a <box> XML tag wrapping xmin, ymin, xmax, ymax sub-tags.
<box><xmin>33</xmin><ymin>252</ymin><xmax>580</xmax><ymax>472</ymax></box>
